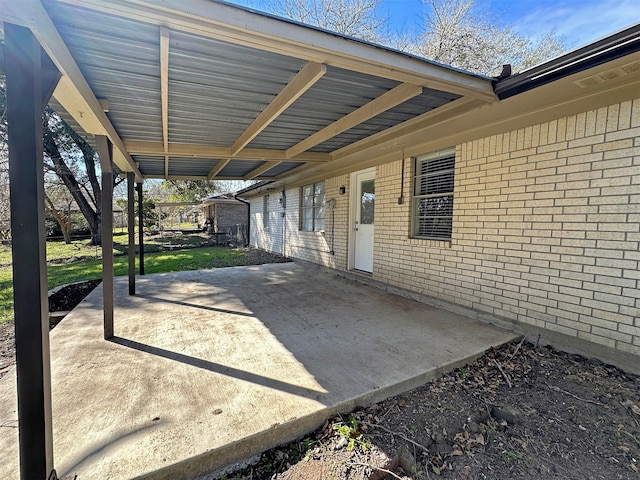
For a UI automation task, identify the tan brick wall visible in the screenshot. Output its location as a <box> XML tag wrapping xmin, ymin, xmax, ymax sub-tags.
<box><xmin>205</xmin><ymin>203</ymin><xmax>247</xmax><ymax>231</ymax></box>
<box><xmin>370</xmin><ymin>98</ymin><xmax>640</xmax><ymax>356</ymax></box>
<box><xmin>251</xmin><ymin>98</ymin><xmax>640</xmax><ymax>358</ymax></box>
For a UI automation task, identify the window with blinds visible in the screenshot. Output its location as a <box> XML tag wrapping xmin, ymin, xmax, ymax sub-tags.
<box><xmin>412</xmin><ymin>150</ymin><xmax>455</xmax><ymax>240</ymax></box>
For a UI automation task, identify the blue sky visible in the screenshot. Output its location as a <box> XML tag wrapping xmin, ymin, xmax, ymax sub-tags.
<box><xmin>379</xmin><ymin>0</ymin><xmax>638</xmax><ymax>46</ymax></box>
<box><xmin>230</xmin><ymin>0</ymin><xmax>639</xmax><ymax>48</ymax></box>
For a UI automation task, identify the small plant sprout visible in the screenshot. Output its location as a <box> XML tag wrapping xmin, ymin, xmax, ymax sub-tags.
<box><xmin>333</xmin><ymin>414</ymin><xmax>370</xmax><ymax>453</ymax></box>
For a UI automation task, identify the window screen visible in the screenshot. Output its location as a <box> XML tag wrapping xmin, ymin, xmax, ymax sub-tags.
<box><xmin>412</xmin><ymin>151</ymin><xmax>455</xmax><ymax>240</ymax></box>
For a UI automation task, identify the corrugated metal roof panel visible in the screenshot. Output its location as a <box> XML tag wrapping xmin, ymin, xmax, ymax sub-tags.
<box><xmin>42</xmin><ymin>1</ymin><xmax>487</xmax><ymax>183</ymax></box>
<box><xmin>265</xmin><ymin>162</ymin><xmax>303</xmax><ymax>176</ymax></box>
<box><xmin>167</xmin><ymin>157</ymin><xmax>218</xmax><ymax>177</ymax></box>
<box><xmin>48</xmin><ymin>3</ymin><xmax>163</xmax><ymax>143</ymax></box>
<box><xmin>134</xmin><ymin>156</ymin><xmax>165</xmax><ymax>176</ymax></box>
<box><xmin>247</xmin><ymin>66</ymin><xmax>400</xmax><ymax>150</ymax></box>
<box><xmin>312</xmin><ymin>89</ymin><xmax>461</xmax><ymax>152</ymax></box>
<box><xmin>167</xmin><ymin>30</ymin><xmax>307</xmax><ymax>145</ymax></box>
<box><xmin>218</xmin><ymin>160</ymin><xmax>265</xmax><ymax>178</ymax></box>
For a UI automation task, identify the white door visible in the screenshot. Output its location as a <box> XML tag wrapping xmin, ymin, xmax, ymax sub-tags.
<box><xmin>353</xmin><ymin>170</ymin><xmax>375</xmax><ymax>272</ymax></box>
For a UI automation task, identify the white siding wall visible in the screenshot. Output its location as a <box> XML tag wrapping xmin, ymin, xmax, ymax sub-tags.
<box><xmin>249</xmin><ymin>177</ymin><xmax>349</xmax><ymax>269</ymax></box>
<box><xmin>250</xmin><ymin>194</ymin><xmax>284</xmax><ymax>255</ymax></box>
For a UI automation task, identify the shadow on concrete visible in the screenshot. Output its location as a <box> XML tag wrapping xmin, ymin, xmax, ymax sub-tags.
<box><xmin>58</xmin><ymin>420</ymin><xmax>166</xmax><ymax>478</ymax></box>
<box><xmin>110</xmin><ymin>336</ymin><xmax>326</xmax><ymax>400</ymax></box>
<box><xmin>136</xmin><ymin>294</ymin><xmax>255</xmax><ymax>318</ymax></box>
<box><xmin>0</xmin><ymin>263</ymin><xmax>517</xmax><ymax>480</ymax></box>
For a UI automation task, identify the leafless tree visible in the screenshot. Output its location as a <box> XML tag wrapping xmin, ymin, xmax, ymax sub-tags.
<box><xmin>265</xmin><ymin>0</ymin><xmax>387</xmax><ymax>42</ymax></box>
<box><xmin>265</xmin><ymin>0</ymin><xmax>566</xmax><ymax>75</ymax></box>
<box><xmin>42</xmin><ymin>108</ymin><xmax>116</xmax><ymax>245</ymax></box>
<box><xmin>416</xmin><ymin>0</ymin><xmax>567</xmax><ymax>75</ymax></box>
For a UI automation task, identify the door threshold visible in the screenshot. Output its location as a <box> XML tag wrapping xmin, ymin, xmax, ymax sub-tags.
<box><xmin>351</xmin><ymin>269</ymin><xmax>373</xmax><ymax>276</ymax></box>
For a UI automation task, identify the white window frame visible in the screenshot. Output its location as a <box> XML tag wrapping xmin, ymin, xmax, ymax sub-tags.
<box><xmin>299</xmin><ymin>181</ymin><xmax>325</xmax><ymax>232</ymax></box>
<box><xmin>412</xmin><ymin>149</ymin><xmax>455</xmax><ymax>240</ymax></box>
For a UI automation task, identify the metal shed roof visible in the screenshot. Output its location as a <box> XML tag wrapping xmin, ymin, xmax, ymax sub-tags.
<box><xmin>1</xmin><ymin>0</ymin><xmax>497</xmax><ymax>183</ymax></box>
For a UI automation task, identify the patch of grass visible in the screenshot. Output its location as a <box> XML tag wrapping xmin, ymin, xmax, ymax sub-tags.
<box><xmin>142</xmin><ymin>247</ymin><xmax>247</xmax><ymax>273</ymax></box>
<box><xmin>0</xmin><ymin>267</ymin><xmax>14</xmax><ymax>324</ymax></box>
<box><xmin>0</xmin><ymin>246</ymin><xmax>252</xmax><ymax>325</ymax></box>
<box><xmin>0</xmin><ymin>231</ymin><xmax>214</xmax><ymax>266</ymax></box>
<box><xmin>46</xmin><ymin>238</ymin><xmax>102</xmax><ymax>262</ymax></box>
<box><xmin>47</xmin><ymin>246</ymin><xmax>247</xmax><ymax>285</ymax></box>
<box><xmin>501</xmin><ymin>450</ymin><xmax>524</xmax><ymax>463</ymax></box>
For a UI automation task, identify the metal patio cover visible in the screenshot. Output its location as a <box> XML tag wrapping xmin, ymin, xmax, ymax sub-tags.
<box><xmin>2</xmin><ymin>0</ymin><xmax>496</xmax><ymax>184</ymax></box>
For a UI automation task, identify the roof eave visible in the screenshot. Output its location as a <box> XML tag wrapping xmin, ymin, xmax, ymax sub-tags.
<box><xmin>52</xmin><ymin>0</ymin><xmax>495</xmax><ymax>102</ymax></box>
<box><xmin>495</xmin><ymin>22</ymin><xmax>640</xmax><ymax>99</ymax></box>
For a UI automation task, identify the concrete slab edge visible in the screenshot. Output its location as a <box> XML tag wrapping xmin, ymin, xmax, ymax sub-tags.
<box><xmin>131</xmin><ymin>341</ymin><xmax>518</xmax><ymax>480</ymax></box>
<box><xmin>327</xmin><ymin>265</ymin><xmax>639</xmax><ymax>375</ymax></box>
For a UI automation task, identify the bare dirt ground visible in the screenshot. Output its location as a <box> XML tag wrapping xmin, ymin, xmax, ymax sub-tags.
<box><xmin>0</xmin><ymin>321</ymin><xmax>13</xmax><ymax>380</ymax></box>
<box><xmin>216</xmin><ymin>340</ymin><xmax>640</xmax><ymax>480</ymax></box>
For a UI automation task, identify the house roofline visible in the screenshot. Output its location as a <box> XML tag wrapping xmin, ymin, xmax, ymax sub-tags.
<box><xmin>210</xmin><ymin>0</ymin><xmax>492</xmax><ymax>82</ymax></box>
<box><xmin>495</xmin><ymin>22</ymin><xmax>640</xmax><ymax>99</ymax></box>
<box><xmin>200</xmin><ymin>198</ymin><xmax>245</xmax><ymax>206</ymax></box>
<box><xmin>235</xmin><ymin>181</ymin><xmax>276</xmax><ymax>197</ymax></box>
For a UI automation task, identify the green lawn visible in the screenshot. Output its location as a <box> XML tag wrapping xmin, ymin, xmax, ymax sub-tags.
<box><xmin>0</xmin><ymin>268</ymin><xmax>14</xmax><ymax>325</ymax></box>
<box><xmin>0</xmin><ymin>237</ymin><xmax>104</xmax><ymax>266</ymax></box>
<box><xmin>0</xmin><ymin>244</ymin><xmax>249</xmax><ymax>325</ymax></box>
<box><xmin>0</xmin><ymin>231</ymin><xmax>214</xmax><ymax>266</ymax></box>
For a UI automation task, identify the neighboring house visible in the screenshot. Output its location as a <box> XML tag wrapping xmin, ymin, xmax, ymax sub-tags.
<box><xmin>200</xmin><ymin>194</ymin><xmax>249</xmax><ymax>233</ymax></box>
<box><xmin>238</xmin><ymin>27</ymin><xmax>640</xmax><ymax>371</ymax></box>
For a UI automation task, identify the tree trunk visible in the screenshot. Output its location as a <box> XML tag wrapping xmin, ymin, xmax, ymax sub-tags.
<box><xmin>67</xmin><ymin>125</ymin><xmax>101</xmax><ymax>209</ymax></box>
<box><xmin>43</xmin><ymin>127</ymin><xmax>101</xmax><ymax>245</ymax></box>
<box><xmin>91</xmin><ymin>213</ymin><xmax>101</xmax><ymax>246</ymax></box>
<box><xmin>44</xmin><ymin>194</ymin><xmax>73</xmax><ymax>244</ymax></box>
<box><xmin>62</xmin><ymin>225</ymin><xmax>71</xmax><ymax>244</ymax></box>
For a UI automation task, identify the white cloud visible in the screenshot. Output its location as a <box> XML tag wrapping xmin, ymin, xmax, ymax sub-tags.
<box><xmin>514</xmin><ymin>0</ymin><xmax>639</xmax><ymax>47</ymax></box>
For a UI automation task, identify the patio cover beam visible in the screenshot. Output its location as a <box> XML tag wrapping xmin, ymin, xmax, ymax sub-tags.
<box><xmin>160</xmin><ymin>27</ymin><xmax>170</xmax><ymax>178</ymax></box>
<box><xmin>206</xmin><ymin>159</ymin><xmax>231</xmax><ymax>180</ymax></box>
<box><xmin>286</xmin><ymin>83</ymin><xmax>422</xmax><ymax>158</ymax></box>
<box><xmin>333</xmin><ymin>96</ymin><xmax>481</xmax><ymax>160</ymax></box>
<box><xmin>96</xmin><ymin>136</ymin><xmax>114</xmax><ymax>339</ymax></box>
<box><xmin>0</xmin><ymin>0</ymin><xmax>144</xmax><ymax>181</ymax></box>
<box><xmin>54</xmin><ymin>0</ymin><xmax>496</xmax><ymax>102</ymax></box>
<box><xmin>244</xmin><ymin>161</ymin><xmax>283</xmax><ymax>180</ymax></box>
<box><xmin>124</xmin><ymin>141</ymin><xmax>331</xmax><ymax>162</ymax></box>
<box><xmin>230</xmin><ymin>61</ymin><xmax>326</xmax><ymax>156</ymax></box>
<box><xmin>207</xmin><ymin>61</ymin><xmax>326</xmax><ymax>181</ymax></box>
<box><xmin>128</xmin><ymin>172</ymin><xmax>136</xmax><ymax>295</ymax></box>
<box><xmin>5</xmin><ymin>22</ymin><xmax>60</xmax><ymax>480</ymax></box>
<box><xmin>146</xmin><ymin>175</ymin><xmax>211</xmax><ymax>181</ymax></box>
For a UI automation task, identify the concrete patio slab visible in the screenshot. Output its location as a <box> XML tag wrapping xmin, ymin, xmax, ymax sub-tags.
<box><xmin>0</xmin><ymin>263</ymin><xmax>518</xmax><ymax>479</ymax></box>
